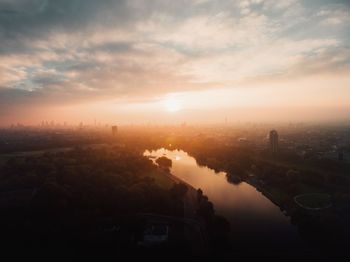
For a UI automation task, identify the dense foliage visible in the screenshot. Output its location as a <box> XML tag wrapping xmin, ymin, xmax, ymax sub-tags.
<box><xmin>0</xmin><ymin>146</ymin><xmax>186</xmax><ymax>250</ymax></box>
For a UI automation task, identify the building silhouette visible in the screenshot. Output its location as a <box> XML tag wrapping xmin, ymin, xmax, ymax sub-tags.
<box><xmin>269</xmin><ymin>130</ymin><xmax>279</xmax><ymax>154</ymax></box>
<box><xmin>112</xmin><ymin>125</ymin><xmax>118</xmax><ymax>136</ymax></box>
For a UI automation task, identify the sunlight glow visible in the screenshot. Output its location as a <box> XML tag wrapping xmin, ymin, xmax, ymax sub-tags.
<box><xmin>164</xmin><ymin>97</ymin><xmax>182</xmax><ymax>112</ymax></box>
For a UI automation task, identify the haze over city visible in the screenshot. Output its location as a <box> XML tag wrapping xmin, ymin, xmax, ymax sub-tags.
<box><xmin>1</xmin><ymin>0</ymin><xmax>350</xmax><ymax>126</ymax></box>
<box><xmin>1</xmin><ymin>1</ymin><xmax>350</xmax><ymax>259</ymax></box>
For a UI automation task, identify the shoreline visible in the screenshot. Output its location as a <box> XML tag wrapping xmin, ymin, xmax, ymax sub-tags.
<box><xmin>160</xmin><ymin>169</ymin><xmax>199</xmax><ymax>219</ymax></box>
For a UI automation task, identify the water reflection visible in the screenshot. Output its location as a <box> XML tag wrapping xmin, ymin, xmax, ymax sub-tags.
<box><xmin>144</xmin><ymin>148</ymin><xmax>301</xmax><ymax>250</ymax></box>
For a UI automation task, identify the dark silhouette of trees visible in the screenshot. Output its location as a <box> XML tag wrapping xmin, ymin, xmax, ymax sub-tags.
<box><xmin>170</xmin><ymin>183</ymin><xmax>188</xmax><ymax>199</ymax></box>
<box><xmin>0</xmin><ymin>146</ymin><xmax>187</xmax><ymax>251</ymax></box>
<box><xmin>156</xmin><ymin>156</ymin><xmax>172</xmax><ymax>169</ymax></box>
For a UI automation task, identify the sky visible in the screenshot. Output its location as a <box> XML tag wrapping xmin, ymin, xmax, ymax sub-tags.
<box><xmin>0</xmin><ymin>0</ymin><xmax>350</xmax><ymax>125</ymax></box>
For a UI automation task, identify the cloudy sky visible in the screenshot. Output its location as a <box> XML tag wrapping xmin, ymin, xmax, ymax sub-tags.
<box><xmin>0</xmin><ymin>0</ymin><xmax>350</xmax><ymax>125</ymax></box>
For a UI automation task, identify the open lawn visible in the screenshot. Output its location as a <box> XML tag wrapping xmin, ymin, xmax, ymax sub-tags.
<box><xmin>294</xmin><ymin>193</ymin><xmax>332</xmax><ymax>210</ymax></box>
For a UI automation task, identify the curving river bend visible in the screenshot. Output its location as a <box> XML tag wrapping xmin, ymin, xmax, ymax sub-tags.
<box><xmin>144</xmin><ymin>148</ymin><xmax>306</xmax><ymax>253</ymax></box>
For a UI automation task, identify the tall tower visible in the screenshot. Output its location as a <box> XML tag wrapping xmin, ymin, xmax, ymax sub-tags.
<box><xmin>269</xmin><ymin>130</ymin><xmax>279</xmax><ymax>155</ymax></box>
<box><xmin>111</xmin><ymin>125</ymin><xmax>118</xmax><ymax>136</ymax></box>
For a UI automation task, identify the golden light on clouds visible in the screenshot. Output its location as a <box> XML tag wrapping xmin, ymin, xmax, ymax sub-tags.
<box><xmin>0</xmin><ymin>0</ymin><xmax>350</xmax><ymax>125</ymax></box>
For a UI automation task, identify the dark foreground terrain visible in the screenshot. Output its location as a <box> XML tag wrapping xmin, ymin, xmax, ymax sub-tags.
<box><xmin>1</xmin><ymin>125</ymin><xmax>350</xmax><ymax>259</ymax></box>
<box><xmin>0</xmin><ymin>143</ymin><xmax>229</xmax><ymax>258</ymax></box>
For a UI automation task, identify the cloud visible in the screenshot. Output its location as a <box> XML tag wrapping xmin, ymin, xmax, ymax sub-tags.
<box><xmin>317</xmin><ymin>7</ymin><xmax>350</xmax><ymax>25</ymax></box>
<box><xmin>0</xmin><ymin>0</ymin><xmax>350</xmax><ymax>124</ymax></box>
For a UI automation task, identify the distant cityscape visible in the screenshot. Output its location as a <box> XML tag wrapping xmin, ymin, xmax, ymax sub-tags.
<box><xmin>1</xmin><ymin>123</ymin><xmax>349</xmax><ymax>164</ymax></box>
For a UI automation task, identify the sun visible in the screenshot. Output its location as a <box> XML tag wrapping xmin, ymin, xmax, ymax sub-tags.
<box><xmin>164</xmin><ymin>97</ymin><xmax>182</xmax><ymax>112</ymax></box>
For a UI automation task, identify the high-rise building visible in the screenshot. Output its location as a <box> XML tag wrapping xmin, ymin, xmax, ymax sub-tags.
<box><xmin>112</xmin><ymin>125</ymin><xmax>118</xmax><ymax>136</ymax></box>
<box><xmin>269</xmin><ymin>130</ymin><xmax>279</xmax><ymax>154</ymax></box>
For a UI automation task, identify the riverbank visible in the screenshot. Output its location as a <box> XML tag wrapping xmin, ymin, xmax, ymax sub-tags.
<box><xmin>149</xmin><ymin>154</ymin><xmax>232</xmax><ymax>255</ymax></box>
<box><xmin>159</xmin><ymin>169</ymin><xmax>199</xmax><ymax>219</ymax></box>
<box><xmin>145</xmin><ymin>148</ymin><xmax>301</xmax><ymax>254</ymax></box>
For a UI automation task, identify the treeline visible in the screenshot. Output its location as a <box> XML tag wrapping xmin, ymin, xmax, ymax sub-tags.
<box><xmin>0</xmin><ymin>146</ymin><xmax>185</xmax><ymax>249</ymax></box>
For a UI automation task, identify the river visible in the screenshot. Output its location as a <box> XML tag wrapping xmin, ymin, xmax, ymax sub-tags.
<box><xmin>144</xmin><ymin>148</ymin><xmax>306</xmax><ymax>254</ymax></box>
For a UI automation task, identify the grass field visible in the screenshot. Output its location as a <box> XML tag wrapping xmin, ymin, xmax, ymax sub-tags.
<box><xmin>294</xmin><ymin>193</ymin><xmax>332</xmax><ymax>210</ymax></box>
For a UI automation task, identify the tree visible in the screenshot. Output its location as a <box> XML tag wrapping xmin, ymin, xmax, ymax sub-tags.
<box><xmin>156</xmin><ymin>156</ymin><xmax>172</xmax><ymax>169</ymax></box>
<box><xmin>170</xmin><ymin>183</ymin><xmax>188</xmax><ymax>199</ymax></box>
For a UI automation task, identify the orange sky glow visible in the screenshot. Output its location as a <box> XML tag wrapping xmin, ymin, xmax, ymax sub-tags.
<box><xmin>0</xmin><ymin>0</ymin><xmax>350</xmax><ymax>125</ymax></box>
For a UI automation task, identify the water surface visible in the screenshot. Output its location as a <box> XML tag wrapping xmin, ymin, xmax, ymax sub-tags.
<box><xmin>144</xmin><ymin>148</ymin><xmax>303</xmax><ymax>252</ymax></box>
